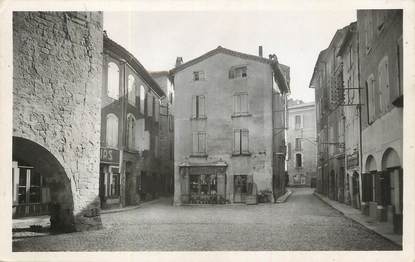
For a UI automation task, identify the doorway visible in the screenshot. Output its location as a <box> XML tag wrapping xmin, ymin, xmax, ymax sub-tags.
<box><xmin>234</xmin><ymin>175</ymin><xmax>248</xmax><ymax>203</ymax></box>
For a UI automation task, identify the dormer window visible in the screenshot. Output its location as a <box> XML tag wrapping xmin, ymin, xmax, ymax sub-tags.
<box><xmin>229</xmin><ymin>66</ymin><xmax>247</xmax><ymax>79</ymax></box>
<box><xmin>193</xmin><ymin>71</ymin><xmax>205</xmax><ymax>81</ymax></box>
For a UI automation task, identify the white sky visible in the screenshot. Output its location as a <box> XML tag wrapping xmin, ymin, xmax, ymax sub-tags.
<box><xmin>104</xmin><ymin>10</ymin><xmax>356</xmax><ymax>102</ymax></box>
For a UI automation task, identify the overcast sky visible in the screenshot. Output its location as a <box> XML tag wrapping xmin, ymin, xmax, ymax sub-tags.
<box><xmin>103</xmin><ymin>10</ymin><xmax>356</xmax><ymax>102</ymax></box>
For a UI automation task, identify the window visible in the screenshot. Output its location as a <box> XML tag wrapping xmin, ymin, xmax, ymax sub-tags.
<box><xmin>192</xmin><ymin>131</ymin><xmax>207</xmax><ymax>155</ymax></box>
<box><xmin>147</xmin><ymin>93</ymin><xmax>153</xmax><ymax>117</ymax></box>
<box><xmin>295</xmin><ymin>138</ymin><xmax>302</xmax><ymax>151</ymax></box>
<box><xmin>127</xmin><ymin>114</ymin><xmax>136</xmax><ymax>150</ymax></box>
<box><xmin>107</xmin><ymin>62</ymin><xmax>120</xmax><ymax>99</ymax></box>
<box><xmin>140</xmin><ymin>85</ymin><xmax>145</xmax><ymax>114</ymax></box>
<box><xmin>233</xmin><ymin>93</ymin><xmax>248</xmax><ymax>115</ymax></box>
<box><xmin>154</xmin><ymin>99</ymin><xmax>160</xmax><ymax>122</ymax></box>
<box><xmin>295</xmin><ymin>115</ymin><xmax>302</xmax><ymax>129</ymax></box>
<box><xmin>233</xmin><ymin>129</ymin><xmax>249</xmax><ymax>155</ymax></box>
<box><xmin>192</xmin><ymin>95</ymin><xmax>206</xmax><ymax>119</ymax></box>
<box><xmin>193</xmin><ymin>71</ymin><xmax>205</xmax><ymax>81</ymax></box>
<box><xmin>110</xmin><ymin>173</ymin><xmax>120</xmax><ymax>197</ymax></box>
<box><xmin>378</xmin><ymin>56</ymin><xmax>390</xmax><ymax>113</ymax></box>
<box><xmin>296</xmin><ymin>153</ymin><xmax>302</xmax><ymax>168</ymax></box>
<box><xmin>365</xmin><ymin>14</ymin><xmax>373</xmax><ymax>53</ymax></box>
<box><xmin>300</xmin><ymin>175</ymin><xmax>306</xmax><ymax>185</ymax></box>
<box><xmin>106</xmin><ymin>114</ymin><xmax>119</xmax><ymax>148</ymax></box>
<box><xmin>229</xmin><ymin>66</ymin><xmax>247</xmax><ymax>79</ymax></box>
<box><xmin>366</xmin><ymin>74</ymin><xmax>376</xmax><ymax>123</ymax></box>
<box><xmin>128</xmin><ymin>74</ymin><xmax>136</xmax><ymax>106</ymax></box>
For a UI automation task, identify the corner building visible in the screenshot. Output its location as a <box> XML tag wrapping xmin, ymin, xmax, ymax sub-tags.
<box><xmin>171</xmin><ymin>47</ymin><xmax>290</xmax><ymax>205</ymax></box>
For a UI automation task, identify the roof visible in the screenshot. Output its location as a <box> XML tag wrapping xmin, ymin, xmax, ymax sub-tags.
<box><xmin>337</xmin><ymin>22</ymin><xmax>357</xmax><ymax>57</ymax></box>
<box><xmin>169</xmin><ymin>46</ymin><xmax>290</xmax><ymax>93</ymax></box>
<box><xmin>104</xmin><ymin>36</ymin><xmax>165</xmax><ymax>98</ymax></box>
<box><xmin>288</xmin><ymin>101</ymin><xmax>315</xmax><ymax>110</ymax></box>
<box><xmin>150</xmin><ymin>71</ymin><xmax>169</xmax><ymax>78</ymax></box>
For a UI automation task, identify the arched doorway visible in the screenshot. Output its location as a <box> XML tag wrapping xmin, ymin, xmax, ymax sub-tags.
<box><xmin>381</xmin><ymin>148</ymin><xmax>402</xmax><ymax>233</ymax></box>
<box><xmin>12</xmin><ymin>137</ymin><xmax>75</xmax><ymax>232</ymax></box>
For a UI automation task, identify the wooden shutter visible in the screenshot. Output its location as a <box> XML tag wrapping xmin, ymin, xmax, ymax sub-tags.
<box><xmin>192</xmin><ymin>132</ymin><xmax>198</xmax><ymax>154</ymax></box>
<box><xmin>199</xmin><ymin>96</ymin><xmax>205</xmax><ymax>117</ymax></box>
<box><xmin>241</xmin><ymin>130</ymin><xmax>249</xmax><ymax>153</ymax></box>
<box><xmin>192</xmin><ymin>96</ymin><xmax>197</xmax><ymax>118</ymax></box>
<box><xmin>199</xmin><ymin>132</ymin><xmax>206</xmax><ymax>153</ymax></box>
<box><xmin>384</xmin><ymin>59</ymin><xmax>390</xmax><ymax>110</ymax></box>
<box><xmin>233</xmin><ymin>130</ymin><xmax>240</xmax><ymax>154</ymax></box>
<box><xmin>241</xmin><ymin>94</ymin><xmax>248</xmax><ymax>113</ymax></box>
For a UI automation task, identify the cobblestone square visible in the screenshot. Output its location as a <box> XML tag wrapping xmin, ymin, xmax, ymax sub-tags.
<box><xmin>12</xmin><ymin>188</ymin><xmax>400</xmax><ymax>251</ymax></box>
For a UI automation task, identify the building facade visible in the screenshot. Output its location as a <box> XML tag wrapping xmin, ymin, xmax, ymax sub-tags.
<box><xmin>310</xmin><ymin>10</ymin><xmax>403</xmax><ymax>235</ymax></box>
<box><xmin>286</xmin><ymin>100</ymin><xmax>317</xmax><ymax>187</ymax></box>
<box><xmin>12</xmin><ymin>12</ymin><xmax>103</xmax><ymax>231</ymax></box>
<box><xmin>151</xmin><ymin>71</ymin><xmax>175</xmax><ymax>196</ymax></box>
<box><xmin>358</xmin><ymin>10</ymin><xmax>403</xmax><ymax>233</ymax></box>
<box><xmin>171</xmin><ymin>46</ymin><xmax>290</xmax><ymax>205</ymax></box>
<box><xmin>100</xmin><ymin>35</ymin><xmax>165</xmax><ymax>209</ymax></box>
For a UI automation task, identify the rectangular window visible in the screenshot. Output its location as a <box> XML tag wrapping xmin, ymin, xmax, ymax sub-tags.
<box><xmin>192</xmin><ymin>131</ymin><xmax>207</xmax><ymax>155</ymax></box>
<box><xmin>296</xmin><ymin>154</ymin><xmax>302</xmax><ymax>168</ymax></box>
<box><xmin>233</xmin><ymin>129</ymin><xmax>249</xmax><ymax>155</ymax></box>
<box><xmin>295</xmin><ymin>115</ymin><xmax>302</xmax><ymax>129</ymax></box>
<box><xmin>192</xmin><ymin>95</ymin><xmax>206</xmax><ymax>119</ymax></box>
<box><xmin>233</xmin><ymin>93</ymin><xmax>248</xmax><ymax>115</ymax></box>
<box><xmin>366</xmin><ymin>75</ymin><xmax>376</xmax><ymax>123</ymax></box>
<box><xmin>229</xmin><ymin>66</ymin><xmax>247</xmax><ymax>79</ymax></box>
<box><xmin>295</xmin><ymin>138</ymin><xmax>302</xmax><ymax>151</ymax></box>
<box><xmin>193</xmin><ymin>71</ymin><xmax>205</xmax><ymax>81</ymax></box>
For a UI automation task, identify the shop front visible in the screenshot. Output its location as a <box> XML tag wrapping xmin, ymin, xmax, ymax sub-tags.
<box><xmin>99</xmin><ymin>148</ymin><xmax>121</xmax><ymax>209</ymax></box>
<box><xmin>179</xmin><ymin>161</ymin><xmax>227</xmax><ymax>204</ymax></box>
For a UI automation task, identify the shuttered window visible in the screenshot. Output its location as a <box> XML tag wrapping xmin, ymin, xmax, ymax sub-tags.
<box><xmin>128</xmin><ymin>74</ymin><xmax>136</xmax><ymax>106</ymax></box>
<box><xmin>106</xmin><ymin>114</ymin><xmax>118</xmax><ymax>148</ymax></box>
<box><xmin>233</xmin><ymin>129</ymin><xmax>249</xmax><ymax>154</ymax></box>
<box><xmin>233</xmin><ymin>93</ymin><xmax>248</xmax><ymax>115</ymax></box>
<box><xmin>107</xmin><ymin>62</ymin><xmax>120</xmax><ymax>99</ymax></box>
<box><xmin>192</xmin><ymin>132</ymin><xmax>207</xmax><ymax>154</ymax></box>
<box><xmin>192</xmin><ymin>95</ymin><xmax>206</xmax><ymax>119</ymax></box>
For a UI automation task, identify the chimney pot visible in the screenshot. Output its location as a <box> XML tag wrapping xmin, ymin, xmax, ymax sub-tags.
<box><xmin>175</xmin><ymin>57</ymin><xmax>183</xmax><ymax>67</ymax></box>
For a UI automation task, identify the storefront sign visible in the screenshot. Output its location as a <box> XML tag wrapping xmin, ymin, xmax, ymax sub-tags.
<box><xmin>347</xmin><ymin>151</ymin><xmax>359</xmax><ymax>169</ymax></box>
<box><xmin>189</xmin><ymin>166</ymin><xmax>226</xmax><ymax>174</ymax></box>
<box><xmin>100</xmin><ymin>148</ymin><xmax>120</xmax><ymax>164</ymax></box>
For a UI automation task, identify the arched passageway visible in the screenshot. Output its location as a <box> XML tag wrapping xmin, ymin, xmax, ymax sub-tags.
<box><xmin>12</xmin><ymin>136</ymin><xmax>75</xmax><ymax>231</ymax></box>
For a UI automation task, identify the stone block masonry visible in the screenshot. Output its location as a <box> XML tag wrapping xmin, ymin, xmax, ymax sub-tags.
<box><xmin>13</xmin><ymin>12</ymin><xmax>104</xmax><ymax>231</ymax></box>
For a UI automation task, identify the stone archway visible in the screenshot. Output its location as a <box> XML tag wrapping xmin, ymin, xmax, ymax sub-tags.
<box><xmin>13</xmin><ymin>136</ymin><xmax>75</xmax><ymax>231</ymax></box>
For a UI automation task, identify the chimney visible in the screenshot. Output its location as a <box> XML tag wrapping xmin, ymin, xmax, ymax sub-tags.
<box><xmin>258</xmin><ymin>46</ymin><xmax>263</xmax><ymax>57</ymax></box>
<box><xmin>175</xmin><ymin>57</ymin><xmax>183</xmax><ymax>67</ymax></box>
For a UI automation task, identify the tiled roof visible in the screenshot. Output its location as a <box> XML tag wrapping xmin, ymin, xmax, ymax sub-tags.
<box><xmin>104</xmin><ymin>36</ymin><xmax>165</xmax><ymax>98</ymax></box>
<box><xmin>170</xmin><ymin>46</ymin><xmax>290</xmax><ymax>93</ymax></box>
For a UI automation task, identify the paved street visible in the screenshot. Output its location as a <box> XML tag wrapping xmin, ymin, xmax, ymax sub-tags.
<box><xmin>12</xmin><ymin>188</ymin><xmax>400</xmax><ymax>251</ymax></box>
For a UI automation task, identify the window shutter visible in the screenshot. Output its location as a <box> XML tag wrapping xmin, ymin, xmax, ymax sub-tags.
<box><xmin>192</xmin><ymin>132</ymin><xmax>198</xmax><ymax>154</ymax></box>
<box><xmin>233</xmin><ymin>130</ymin><xmax>240</xmax><ymax>154</ymax></box>
<box><xmin>200</xmin><ymin>132</ymin><xmax>206</xmax><ymax>153</ymax></box>
<box><xmin>140</xmin><ymin>86</ymin><xmax>145</xmax><ymax>114</ymax></box>
<box><xmin>300</xmin><ymin>114</ymin><xmax>304</xmax><ymax>129</ymax></box>
<box><xmin>199</xmin><ymin>96</ymin><xmax>205</xmax><ymax>117</ymax></box>
<box><xmin>241</xmin><ymin>130</ymin><xmax>249</xmax><ymax>153</ymax></box>
<box><xmin>192</xmin><ymin>96</ymin><xmax>197</xmax><ymax>118</ymax></box>
<box><xmin>241</xmin><ymin>94</ymin><xmax>248</xmax><ymax>113</ymax></box>
<box><xmin>384</xmin><ymin>60</ymin><xmax>390</xmax><ymax>110</ymax></box>
<box><xmin>134</xmin><ymin>119</ymin><xmax>140</xmax><ymax>150</ymax></box>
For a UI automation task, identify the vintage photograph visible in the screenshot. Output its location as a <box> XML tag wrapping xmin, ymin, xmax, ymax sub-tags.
<box><xmin>8</xmin><ymin>7</ymin><xmax>406</xmax><ymax>254</ymax></box>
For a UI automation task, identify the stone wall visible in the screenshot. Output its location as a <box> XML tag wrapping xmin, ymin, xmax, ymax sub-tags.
<box><xmin>13</xmin><ymin>11</ymin><xmax>103</xmax><ymax>231</ymax></box>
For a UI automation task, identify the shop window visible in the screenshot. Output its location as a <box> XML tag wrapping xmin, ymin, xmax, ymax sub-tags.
<box><xmin>233</xmin><ymin>129</ymin><xmax>249</xmax><ymax>155</ymax></box>
<box><xmin>107</xmin><ymin>62</ymin><xmax>120</xmax><ymax>99</ymax></box>
<box><xmin>189</xmin><ymin>174</ymin><xmax>218</xmax><ymax>204</ymax></box>
<box><xmin>192</xmin><ymin>95</ymin><xmax>206</xmax><ymax>119</ymax></box>
<box><xmin>193</xmin><ymin>71</ymin><xmax>205</xmax><ymax>81</ymax></box>
<box><xmin>110</xmin><ymin>173</ymin><xmax>120</xmax><ymax>197</ymax></box>
<box><xmin>128</xmin><ymin>74</ymin><xmax>136</xmax><ymax>106</ymax></box>
<box><xmin>229</xmin><ymin>66</ymin><xmax>247</xmax><ymax>79</ymax></box>
<box><xmin>106</xmin><ymin>114</ymin><xmax>118</xmax><ymax>148</ymax></box>
<box><xmin>192</xmin><ymin>131</ymin><xmax>207</xmax><ymax>155</ymax></box>
<box><xmin>233</xmin><ymin>93</ymin><xmax>249</xmax><ymax>116</ymax></box>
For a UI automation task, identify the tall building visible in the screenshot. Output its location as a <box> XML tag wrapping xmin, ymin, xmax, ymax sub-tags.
<box><xmin>286</xmin><ymin>100</ymin><xmax>317</xmax><ymax>187</ymax></box>
<box><xmin>100</xmin><ymin>34</ymin><xmax>165</xmax><ymax>209</ymax></box>
<box><xmin>170</xmin><ymin>46</ymin><xmax>290</xmax><ymax>205</ymax></box>
<box><xmin>357</xmin><ymin>10</ymin><xmax>403</xmax><ymax>233</ymax></box>
<box><xmin>310</xmin><ymin>9</ymin><xmax>403</xmax><ymax>235</ymax></box>
<box><xmin>12</xmin><ymin>12</ymin><xmax>103</xmax><ymax>231</ymax></box>
<box><xmin>151</xmin><ymin>71</ymin><xmax>175</xmax><ymax>196</ymax></box>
